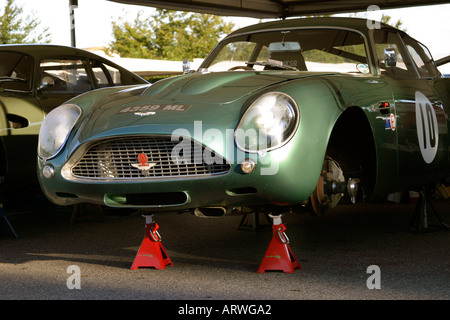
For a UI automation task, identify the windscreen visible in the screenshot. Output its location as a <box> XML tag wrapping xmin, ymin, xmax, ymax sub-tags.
<box><xmin>202</xmin><ymin>28</ymin><xmax>369</xmax><ymax>74</ymax></box>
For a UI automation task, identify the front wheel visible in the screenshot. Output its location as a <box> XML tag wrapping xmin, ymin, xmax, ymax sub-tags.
<box><xmin>310</xmin><ymin>156</ymin><xmax>345</xmax><ymax>215</ymax></box>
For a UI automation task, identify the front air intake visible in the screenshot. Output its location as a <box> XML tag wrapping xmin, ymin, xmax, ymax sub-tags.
<box><xmin>70</xmin><ymin>136</ymin><xmax>230</xmax><ymax>180</ymax></box>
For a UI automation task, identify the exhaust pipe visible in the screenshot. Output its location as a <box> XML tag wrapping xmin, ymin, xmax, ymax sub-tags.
<box><xmin>194</xmin><ymin>207</ymin><xmax>227</xmax><ymax>217</ymax></box>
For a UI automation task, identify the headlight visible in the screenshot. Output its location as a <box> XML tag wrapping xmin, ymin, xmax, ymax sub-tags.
<box><xmin>38</xmin><ymin>103</ymin><xmax>81</xmax><ymax>160</ymax></box>
<box><xmin>235</xmin><ymin>92</ymin><xmax>299</xmax><ymax>152</ymax></box>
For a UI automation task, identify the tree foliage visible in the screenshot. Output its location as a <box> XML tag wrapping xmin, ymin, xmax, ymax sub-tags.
<box><xmin>381</xmin><ymin>14</ymin><xmax>406</xmax><ymax>32</ymax></box>
<box><xmin>0</xmin><ymin>0</ymin><xmax>51</xmax><ymax>44</ymax></box>
<box><xmin>107</xmin><ymin>9</ymin><xmax>234</xmax><ymax>60</ymax></box>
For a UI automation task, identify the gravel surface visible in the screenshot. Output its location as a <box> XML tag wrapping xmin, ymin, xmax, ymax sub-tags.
<box><xmin>1</xmin><ymin>198</ymin><xmax>449</xmax><ymax>304</ymax></box>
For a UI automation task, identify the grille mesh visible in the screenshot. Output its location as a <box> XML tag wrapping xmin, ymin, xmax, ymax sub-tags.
<box><xmin>71</xmin><ymin>136</ymin><xmax>230</xmax><ymax>180</ymax></box>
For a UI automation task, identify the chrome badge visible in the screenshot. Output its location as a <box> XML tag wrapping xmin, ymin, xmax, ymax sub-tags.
<box><xmin>134</xmin><ymin>111</ymin><xmax>156</xmax><ymax>116</ymax></box>
<box><xmin>131</xmin><ymin>153</ymin><xmax>156</xmax><ymax>175</ymax></box>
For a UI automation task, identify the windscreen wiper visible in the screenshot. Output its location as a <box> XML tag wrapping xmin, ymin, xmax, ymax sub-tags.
<box><xmin>247</xmin><ymin>61</ymin><xmax>299</xmax><ymax>71</ymax></box>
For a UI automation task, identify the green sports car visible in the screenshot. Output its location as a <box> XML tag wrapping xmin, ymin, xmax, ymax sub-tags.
<box><xmin>0</xmin><ymin>44</ymin><xmax>147</xmax><ymax>199</ymax></box>
<box><xmin>37</xmin><ymin>17</ymin><xmax>450</xmax><ymax>218</ymax></box>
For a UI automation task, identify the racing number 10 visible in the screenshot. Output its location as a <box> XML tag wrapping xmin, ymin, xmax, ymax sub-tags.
<box><xmin>418</xmin><ymin>102</ymin><xmax>436</xmax><ymax>149</ymax></box>
<box><xmin>415</xmin><ymin>91</ymin><xmax>439</xmax><ymax>164</ymax></box>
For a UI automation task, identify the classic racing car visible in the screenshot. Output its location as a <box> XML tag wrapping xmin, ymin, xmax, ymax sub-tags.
<box><xmin>0</xmin><ymin>44</ymin><xmax>147</xmax><ymax>199</ymax></box>
<box><xmin>37</xmin><ymin>17</ymin><xmax>450</xmax><ymax>218</ymax></box>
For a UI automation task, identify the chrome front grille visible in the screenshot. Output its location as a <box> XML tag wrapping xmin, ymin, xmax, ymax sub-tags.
<box><xmin>70</xmin><ymin>136</ymin><xmax>230</xmax><ymax>180</ymax></box>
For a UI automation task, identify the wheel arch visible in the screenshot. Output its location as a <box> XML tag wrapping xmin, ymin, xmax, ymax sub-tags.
<box><xmin>326</xmin><ymin>106</ymin><xmax>377</xmax><ymax>198</ymax></box>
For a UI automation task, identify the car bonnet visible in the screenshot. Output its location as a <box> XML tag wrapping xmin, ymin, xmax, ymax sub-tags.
<box><xmin>74</xmin><ymin>71</ymin><xmax>334</xmax><ymax>144</ymax></box>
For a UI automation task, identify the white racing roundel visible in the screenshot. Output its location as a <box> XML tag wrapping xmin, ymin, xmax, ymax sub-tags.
<box><xmin>415</xmin><ymin>91</ymin><xmax>438</xmax><ymax>164</ymax></box>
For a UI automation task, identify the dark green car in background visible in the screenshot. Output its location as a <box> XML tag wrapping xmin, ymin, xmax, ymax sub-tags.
<box><xmin>37</xmin><ymin>18</ymin><xmax>450</xmax><ymax>219</ymax></box>
<box><xmin>0</xmin><ymin>44</ymin><xmax>147</xmax><ymax>200</ymax></box>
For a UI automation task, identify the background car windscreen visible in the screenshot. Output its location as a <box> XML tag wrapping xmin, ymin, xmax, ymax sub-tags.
<box><xmin>39</xmin><ymin>59</ymin><xmax>93</xmax><ymax>93</ymax></box>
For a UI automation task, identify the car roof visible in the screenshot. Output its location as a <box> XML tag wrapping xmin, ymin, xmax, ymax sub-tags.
<box><xmin>0</xmin><ymin>44</ymin><xmax>119</xmax><ymax>65</ymax></box>
<box><xmin>227</xmin><ymin>17</ymin><xmax>397</xmax><ymax>37</ymax></box>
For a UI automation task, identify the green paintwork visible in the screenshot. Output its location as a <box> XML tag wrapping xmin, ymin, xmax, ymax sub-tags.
<box><xmin>37</xmin><ymin>18</ymin><xmax>450</xmax><ymax>215</ymax></box>
<box><xmin>0</xmin><ymin>44</ymin><xmax>147</xmax><ymax>194</ymax></box>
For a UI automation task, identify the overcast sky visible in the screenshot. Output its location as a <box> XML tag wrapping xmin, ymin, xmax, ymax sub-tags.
<box><xmin>6</xmin><ymin>0</ymin><xmax>450</xmax><ymax>68</ymax></box>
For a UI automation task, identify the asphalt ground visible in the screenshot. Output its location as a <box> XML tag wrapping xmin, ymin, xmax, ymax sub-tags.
<box><xmin>0</xmin><ymin>195</ymin><xmax>449</xmax><ymax>308</ymax></box>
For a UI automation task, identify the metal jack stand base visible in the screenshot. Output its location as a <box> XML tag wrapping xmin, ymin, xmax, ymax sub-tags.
<box><xmin>257</xmin><ymin>214</ymin><xmax>300</xmax><ymax>273</ymax></box>
<box><xmin>0</xmin><ymin>203</ymin><xmax>18</xmax><ymax>238</ymax></box>
<box><xmin>131</xmin><ymin>215</ymin><xmax>173</xmax><ymax>270</ymax></box>
<box><xmin>410</xmin><ymin>187</ymin><xmax>450</xmax><ymax>234</ymax></box>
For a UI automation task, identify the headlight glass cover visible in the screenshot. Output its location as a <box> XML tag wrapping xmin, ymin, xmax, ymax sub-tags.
<box><xmin>38</xmin><ymin>103</ymin><xmax>81</xmax><ymax>160</ymax></box>
<box><xmin>235</xmin><ymin>92</ymin><xmax>299</xmax><ymax>152</ymax></box>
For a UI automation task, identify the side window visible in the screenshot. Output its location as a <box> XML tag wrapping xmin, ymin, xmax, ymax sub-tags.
<box><xmin>373</xmin><ymin>29</ymin><xmax>415</xmax><ymax>77</ymax></box>
<box><xmin>0</xmin><ymin>52</ymin><xmax>33</xmax><ymax>91</ymax></box>
<box><xmin>90</xmin><ymin>60</ymin><xmax>123</xmax><ymax>87</ymax></box>
<box><xmin>402</xmin><ymin>36</ymin><xmax>439</xmax><ymax>78</ymax></box>
<box><xmin>39</xmin><ymin>59</ymin><xmax>93</xmax><ymax>93</ymax></box>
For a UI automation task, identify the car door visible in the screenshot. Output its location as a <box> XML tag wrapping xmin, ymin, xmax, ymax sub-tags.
<box><xmin>374</xmin><ymin>29</ymin><xmax>449</xmax><ymax>187</ymax></box>
<box><xmin>0</xmin><ymin>51</ymin><xmax>43</xmax><ymax>185</ymax></box>
<box><xmin>5</xmin><ymin>57</ymin><xmax>94</xmax><ymax>185</ymax></box>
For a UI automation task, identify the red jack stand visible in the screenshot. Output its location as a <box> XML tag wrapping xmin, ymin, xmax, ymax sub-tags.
<box><xmin>131</xmin><ymin>215</ymin><xmax>173</xmax><ymax>270</ymax></box>
<box><xmin>257</xmin><ymin>214</ymin><xmax>301</xmax><ymax>273</ymax></box>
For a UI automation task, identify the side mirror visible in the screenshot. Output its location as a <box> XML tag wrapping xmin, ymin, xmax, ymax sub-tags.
<box><xmin>182</xmin><ymin>59</ymin><xmax>190</xmax><ymax>74</ymax></box>
<box><xmin>384</xmin><ymin>48</ymin><xmax>397</xmax><ymax>67</ymax></box>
